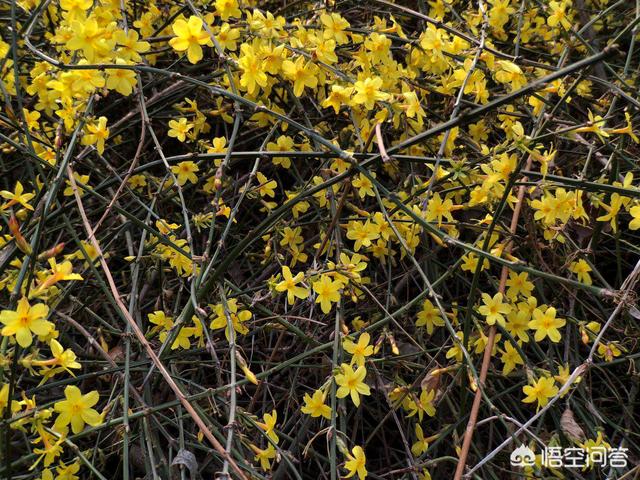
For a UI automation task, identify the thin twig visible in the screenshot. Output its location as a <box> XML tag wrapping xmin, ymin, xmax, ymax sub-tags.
<box><xmin>65</xmin><ymin>164</ymin><xmax>249</xmax><ymax>480</ymax></box>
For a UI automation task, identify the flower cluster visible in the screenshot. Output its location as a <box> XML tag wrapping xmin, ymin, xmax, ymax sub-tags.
<box><xmin>1</xmin><ymin>0</ymin><xmax>638</xmax><ymax>478</ymax></box>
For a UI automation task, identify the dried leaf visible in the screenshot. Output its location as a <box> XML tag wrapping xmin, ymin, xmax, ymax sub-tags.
<box><xmin>172</xmin><ymin>449</ymin><xmax>199</xmax><ymax>480</ymax></box>
<box><xmin>420</xmin><ymin>369</ymin><xmax>442</xmax><ymax>393</ymax></box>
<box><xmin>561</xmin><ymin>408</ymin><xmax>585</xmax><ymax>442</ymax></box>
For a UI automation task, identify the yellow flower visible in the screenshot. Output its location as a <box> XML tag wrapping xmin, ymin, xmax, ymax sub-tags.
<box><xmin>0</xmin><ymin>181</ymin><xmax>35</xmax><ymax>211</ymax></box>
<box><xmin>238</xmin><ymin>43</ymin><xmax>268</xmax><ymax>95</ymax></box>
<box><xmin>60</xmin><ymin>0</ymin><xmax>92</xmax><ymax>18</ymax></box>
<box><xmin>608</xmin><ymin>111</ymin><xmax>639</xmax><ymax>143</ymax></box>
<box><xmin>461</xmin><ymin>252</ymin><xmax>488</xmax><ymax>272</ymax></box>
<box><xmin>50</xmin><ymin>340</ymin><xmax>79</xmax><ymax>372</ymax></box>
<box><xmin>468</xmin><ymin>120</ymin><xmax>489</xmax><ymax>143</ymax></box>
<box><xmin>320</xmin><ymin>12</ymin><xmax>351</xmax><ymax>45</ymax></box>
<box><xmin>0</xmin><ymin>383</ymin><xmax>17</xmax><ymax>416</ymax></box>
<box><xmin>629</xmin><ymin>205</ymin><xmax>640</xmax><ymax>230</ymax></box>
<box><xmin>411</xmin><ymin>424</ymin><xmax>430</xmax><ymax>457</ymax></box>
<box><xmin>344</xmin><ymin>445</ymin><xmax>367</xmax><ymax>479</ymax></box>
<box><xmin>280</xmin><ymin>226</ymin><xmax>303</xmax><ymax>248</ymax></box>
<box><xmin>259</xmin><ymin>42</ymin><xmax>286</xmax><ymax>74</ymax></box>
<box><xmin>331</xmin><ymin>252</ymin><xmax>368</xmax><ymax>285</ymax></box>
<box><xmin>343</xmin><ymin>332</ymin><xmax>374</xmax><ymax>366</ymax></box>
<box><xmin>71</xmin><ymin>65</ymin><xmax>105</xmax><ymax>94</ymax></box>
<box><xmin>419</xmin><ymin>469</ymin><xmax>432</xmax><ymax>480</ymax></box>
<box><xmin>478</xmin><ymin>292</ymin><xmax>512</xmax><ymax>326</ymax></box>
<box><xmin>106</xmin><ymin>59</ymin><xmax>137</xmax><ymax>96</ymax></box>
<box><xmin>55</xmin><ymin>461</ymin><xmax>81</xmax><ymax>480</ymax></box>
<box><xmin>252</xmin><ymin>443</ymin><xmax>277</xmax><ymax>471</ymax></box>
<box><xmin>522</xmin><ymin>376</ymin><xmax>558</xmax><ymax>409</ymax></box>
<box><xmin>335</xmin><ymin>363</ymin><xmax>370</xmax><ymax>407</ymax></box>
<box><xmin>246</xmin><ymin>9</ymin><xmax>285</xmax><ymax>37</ymax></box>
<box><xmin>568</xmin><ymin>259</ymin><xmax>592</xmax><ymax>285</ymax></box>
<box><xmin>352</xmin><ymin>76</ymin><xmax>390</xmax><ymax>110</ymax></box>
<box><xmin>554</xmin><ymin>363</ymin><xmax>580</xmax><ymax>389</ymax></box>
<box><xmin>528</xmin><ymin>306</ymin><xmax>565</xmax><ymax>342</ymax></box>
<box><xmin>255</xmin><ymin>172</ymin><xmax>277</xmax><ymax>197</ymax></box>
<box><xmin>32</xmin><ymin>258</ymin><xmax>83</xmax><ymax>297</ymax></box>
<box><xmin>500</xmin><ymin>341</ymin><xmax>523</xmax><ymax>375</ymax></box>
<box><xmin>62</xmin><ymin>172</ymin><xmax>90</xmax><ymax>198</ymax></box>
<box><xmin>402</xmin><ymin>91</ymin><xmax>426</xmax><ymax>121</ymax></box>
<box><xmin>258</xmin><ymin>409</ymin><xmax>279</xmax><ymax>443</ymax></box>
<box><xmin>267</xmin><ymin>135</ymin><xmax>295</xmax><ymax>168</ymax></box>
<box><xmin>505</xmin><ymin>309</ymin><xmax>530</xmax><ymax>343</ymax></box>
<box><xmin>240</xmin><ymin>362</ymin><xmax>260</xmax><ymax>386</ymax></box>
<box><xmin>148</xmin><ymin>311</ymin><xmax>173</xmax><ymax>334</ymax></box>
<box><xmin>314</xmin><ymin>37</ymin><xmax>338</xmax><ymax>64</ymax></box>
<box><xmin>0</xmin><ymin>297</ymin><xmax>53</xmax><ymax>348</ymax></box>
<box><xmin>209</xmin><ymin>299</ymin><xmax>252</xmax><ymax>339</ymax></box>
<box><xmin>301</xmin><ymin>389</ymin><xmax>331</xmax><ymax>419</ymax></box>
<box><xmin>419</xmin><ymin>24</ymin><xmax>447</xmax><ymax>62</ymax></box>
<box><xmin>494</xmin><ymin>60</ymin><xmax>527</xmax><ymax>91</ymax></box>
<box><xmin>65</xmin><ymin>17</ymin><xmax>110</xmax><ymax>61</ymax></box>
<box><xmin>169</xmin><ymin>16</ymin><xmax>210</xmax><ymax>64</ymax></box>
<box><xmin>547</xmin><ymin>0</ymin><xmax>572</xmax><ymax>29</ymax></box>
<box><xmin>405</xmin><ymin>388</ymin><xmax>436</xmax><ymax>422</ymax></box>
<box><xmin>214</xmin><ymin>0</ymin><xmax>241</xmax><ymax>20</ymax></box>
<box><xmin>38</xmin><ymin>339</ymin><xmax>81</xmax><ymax>380</ymax></box>
<box><xmin>82</xmin><ymin>116</ymin><xmax>109</xmax><ymax>154</ymax></box>
<box><xmin>488</xmin><ymin>0</ymin><xmax>515</xmax><ymax>34</ymax></box>
<box><xmin>275</xmin><ymin>266</ymin><xmax>309</xmax><ymax>305</ymax></box>
<box><xmin>216</xmin><ymin>23</ymin><xmax>240</xmax><ymax>51</ymax></box>
<box><xmin>312</xmin><ymin>274</ymin><xmax>342</xmax><ymax>314</ymax></box>
<box><xmin>416</xmin><ymin>299</ymin><xmax>445</xmax><ymax>335</ymax></box>
<box><xmin>425</xmin><ymin>193</ymin><xmax>462</xmax><ymax>227</ymax></box>
<box><xmin>597</xmin><ymin>342</ymin><xmax>622</xmax><ymax>362</ymax></box>
<box><xmin>364</xmin><ymin>32</ymin><xmax>392</xmax><ymax>63</ymax></box>
<box><xmin>167</xmin><ymin>118</ymin><xmax>193</xmax><ymax>143</ymax></box>
<box><xmin>573</xmin><ymin>110</ymin><xmax>610</xmax><ymax>142</ymax></box>
<box><xmin>171</xmin><ymin>160</ymin><xmax>199</xmax><ymax>186</ymax></box>
<box><xmin>581</xmin><ymin>432</ymin><xmax>611</xmax><ymax>470</ymax></box>
<box><xmin>596</xmin><ymin>193</ymin><xmax>624</xmax><ymax>232</ymax></box>
<box><xmin>351</xmin><ymin>173</ymin><xmax>375</xmax><ymax>199</ymax></box>
<box><xmin>505</xmin><ymin>271</ymin><xmax>534</xmax><ymax>299</ymax></box>
<box><xmin>321</xmin><ymin>84</ymin><xmax>354</xmax><ymax>114</ymax></box>
<box><xmin>114</xmin><ymin>29</ymin><xmax>150</xmax><ymax>62</ymax></box>
<box><xmin>162</xmin><ymin>325</ymin><xmax>195</xmax><ymax>350</ymax></box>
<box><xmin>282</xmin><ymin>56</ymin><xmax>319</xmax><ymax>97</ymax></box>
<box><xmin>346</xmin><ymin>220</ymin><xmax>379</xmax><ymax>251</ymax></box>
<box><xmin>54</xmin><ymin>385</ymin><xmax>102</xmax><ymax>434</ymax></box>
<box><xmin>33</xmin><ymin>428</ymin><xmax>64</xmax><ymax>468</ymax></box>
<box><xmin>128</xmin><ymin>174</ymin><xmax>147</xmax><ymax>189</ymax></box>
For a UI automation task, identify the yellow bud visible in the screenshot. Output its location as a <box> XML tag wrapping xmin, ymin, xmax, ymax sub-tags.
<box><xmin>9</xmin><ymin>215</ymin><xmax>32</xmax><ymax>255</ymax></box>
<box><xmin>581</xmin><ymin>329</ymin><xmax>589</xmax><ymax>345</ymax></box>
<box><xmin>242</xmin><ymin>365</ymin><xmax>259</xmax><ymax>385</ymax></box>
<box><xmin>468</xmin><ymin>372</ymin><xmax>478</xmax><ymax>392</ymax></box>
<box><xmin>38</xmin><ymin>243</ymin><xmax>65</xmax><ymax>261</ymax></box>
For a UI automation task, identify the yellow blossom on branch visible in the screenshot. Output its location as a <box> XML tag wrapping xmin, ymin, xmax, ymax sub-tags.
<box><xmin>0</xmin><ymin>297</ymin><xmax>53</xmax><ymax>348</ymax></box>
<box><xmin>335</xmin><ymin>363</ymin><xmax>371</xmax><ymax>407</ymax></box>
<box><xmin>169</xmin><ymin>16</ymin><xmax>211</xmax><ymax>64</ymax></box>
<box><xmin>53</xmin><ymin>386</ymin><xmax>103</xmax><ymax>434</ymax></box>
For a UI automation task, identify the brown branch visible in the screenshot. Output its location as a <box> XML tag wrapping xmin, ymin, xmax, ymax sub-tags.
<box><xmin>466</xmin><ymin>256</ymin><xmax>640</xmax><ymax>477</ymax></box>
<box><xmin>375</xmin><ymin>123</ymin><xmax>391</xmax><ymax>163</ymax></box>
<box><xmin>92</xmin><ymin>123</ymin><xmax>147</xmax><ymax>236</ymax></box>
<box><xmin>65</xmin><ymin>164</ymin><xmax>249</xmax><ymax>480</ymax></box>
<box><xmin>453</xmin><ymin>153</ymin><xmax>534</xmax><ymax>480</ymax></box>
